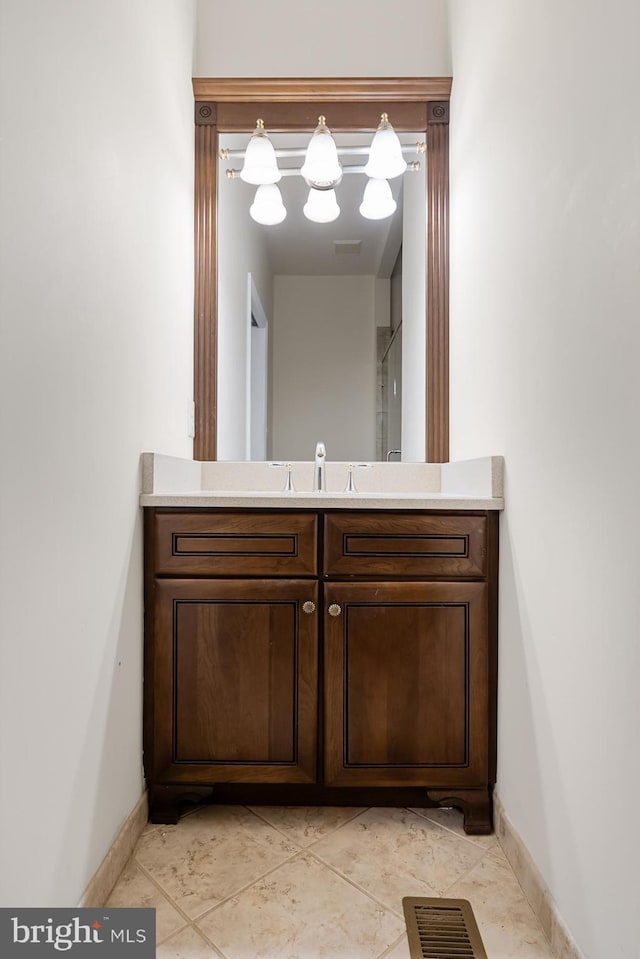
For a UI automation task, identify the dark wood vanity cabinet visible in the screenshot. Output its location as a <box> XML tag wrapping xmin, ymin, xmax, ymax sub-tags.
<box><xmin>144</xmin><ymin>508</ymin><xmax>498</xmax><ymax>834</ymax></box>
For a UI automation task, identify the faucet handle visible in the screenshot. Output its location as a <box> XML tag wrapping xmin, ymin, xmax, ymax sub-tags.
<box><xmin>343</xmin><ymin>463</ymin><xmax>371</xmax><ymax>493</ymax></box>
<box><xmin>344</xmin><ymin>464</ymin><xmax>357</xmax><ymax>493</ymax></box>
<box><xmin>282</xmin><ymin>463</ymin><xmax>295</xmax><ymax>492</ymax></box>
<box><xmin>269</xmin><ymin>462</ymin><xmax>296</xmax><ymax>492</ymax></box>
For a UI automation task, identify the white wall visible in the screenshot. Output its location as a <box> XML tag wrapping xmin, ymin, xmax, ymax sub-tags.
<box><xmin>217</xmin><ymin>168</ymin><xmax>273</xmax><ymax>460</ymax></box>
<box><xmin>195</xmin><ymin>0</ymin><xmax>450</xmax><ymax>77</ymax></box>
<box><xmin>448</xmin><ymin>2</ymin><xmax>640</xmax><ymax>957</ymax></box>
<box><xmin>0</xmin><ymin>0</ymin><xmax>196</xmax><ymax>906</ymax></box>
<box><xmin>272</xmin><ymin>276</ymin><xmax>376</xmax><ymax>461</ymax></box>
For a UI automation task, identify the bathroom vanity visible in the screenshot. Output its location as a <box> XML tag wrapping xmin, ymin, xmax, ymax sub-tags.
<box><xmin>141</xmin><ymin>455</ymin><xmax>503</xmax><ymax>834</ymax></box>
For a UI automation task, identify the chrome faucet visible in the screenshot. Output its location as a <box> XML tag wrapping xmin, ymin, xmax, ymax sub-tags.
<box><xmin>313</xmin><ymin>441</ymin><xmax>326</xmax><ymax>491</ymax></box>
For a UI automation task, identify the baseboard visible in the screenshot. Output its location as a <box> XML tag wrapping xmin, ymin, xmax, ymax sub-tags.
<box><xmin>78</xmin><ymin>791</ymin><xmax>148</xmax><ymax>908</ymax></box>
<box><xmin>493</xmin><ymin>795</ymin><xmax>585</xmax><ymax>959</ymax></box>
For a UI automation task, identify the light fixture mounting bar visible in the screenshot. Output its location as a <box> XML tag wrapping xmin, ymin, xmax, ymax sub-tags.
<box><xmin>219</xmin><ymin>142</ymin><xmax>425</xmax><ymax>161</ymax></box>
<box><xmin>225</xmin><ymin>161</ymin><xmax>421</xmax><ymax>179</ymax></box>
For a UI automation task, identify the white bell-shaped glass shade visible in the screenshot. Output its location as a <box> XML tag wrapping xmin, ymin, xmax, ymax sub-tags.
<box><xmin>359</xmin><ymin>178</ymin><xmax>397</xmax><ymax>220</ymax></box>
<box><xmin>300</xmin><ymin>116</ymin><xmax>342</xmax><ymax>187</ymax></box>
<box><xmin>303</xmin><ymin>187</ymin><xmax>340</xmax><ymax>223</ymax></box>
<box><xmin>364</xmin><ymin>114</ymin><xmax>407</xmax><ymax>180</ymax></box>
<box><xmin>241</xmin><ymin>120</ymin><xmax>281</xmax><ymax>185</ymax></box>
<box><xmin>249</xmin><ymin>183</ymin><xmax>287</xmax><ymax>225</ymax></box>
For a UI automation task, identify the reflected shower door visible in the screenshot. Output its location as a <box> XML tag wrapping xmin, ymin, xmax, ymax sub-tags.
<box><xmin>381</xmin><ymin>324</ymin><xmax>402</xmax><ymax>461</ymax></box>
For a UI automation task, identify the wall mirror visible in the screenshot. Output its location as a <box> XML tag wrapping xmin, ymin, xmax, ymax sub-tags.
<box><xmin>218</xmin><ymin>126</ymin><xmax>423</xmax><ymax>463</ymax></box>
<box><xmin>192</xmin><ymin>78</ymin><xmax>451</xmax><ymax>463</ymax></box>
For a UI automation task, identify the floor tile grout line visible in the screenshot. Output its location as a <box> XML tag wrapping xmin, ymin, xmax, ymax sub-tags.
<box><xmin>185</xmin><ymin>921</ymin><xmax>231</xmax><ymax>959</ymax></box>
<box><xmin>406</xmin><ymin>806</ymin><xmax>497</xmax><ymax>851</ymax></box>
<box><xmin>187</xmin><ymin>846</ymin><xmax>308</xmax><ymax>924</ymax></box>
<box><xmin>156</xmin><ymin>927</ymin><xmax>189</xmax><ymax>949</ymax></box>
<box><xmin>301</xmin><ymin>805</ymin><xmax>373</xmax><ymax>849</ymax></box>
<box><xmin>307</xmin><ymin>849</ymin><xmax>407</xmax><ymax>921</ymax></box>
<box><xmin>438</xmin><ymin>843</ymin><xmax>496</xmax><ymax>898</ymax></box>
<box><xmin>396</xmin><ymin>807</ymin><xmax>492</xmax><ymax>881</ymax></box>
<box><xmin>241</xmin><ymin>804</ymin><xmax>307</xmax><ymax>849</ymax></box>
<box><xmin>132</xmin><ymin>857</ymin><xmax>200</xmax><ymax>931</ymax></box>
<box><xmin>246</xmin><ymin>804</ymin><xmax>372</xmax><ymax>851</ymax></box>
<box><xmin>157</xmin><ymin>921</ymin><xmax>226</xmax><ymax>954</ymax></box>
<box><xmin>376</xmin><ymin>929</ymin><xmax>408</xmax><ymax>959</ymax></box>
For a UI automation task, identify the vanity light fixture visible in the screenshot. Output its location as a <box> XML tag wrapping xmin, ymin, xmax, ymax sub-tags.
<box><xmin>228</xmin><ymin>116</ymin><xmax>424</xmax><ymax>225</ymax></box>
<box><xmin>240</xmin><ymin>119</ymin><xmax>281</xmax><ymax>185</ymax></box>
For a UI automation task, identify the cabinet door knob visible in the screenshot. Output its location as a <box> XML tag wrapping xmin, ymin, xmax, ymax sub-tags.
<box><xmin>302</xmin><ymin>601</ymin><xmax>316</xmax><ymax>614</ymax></box>
<box><xmin>328</xmin><ymin>603</ymin><xmax>342</xmax><ymax>617</ymax></box>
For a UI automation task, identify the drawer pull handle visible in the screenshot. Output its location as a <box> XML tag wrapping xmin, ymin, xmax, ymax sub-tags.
<box><xmin>302</xmin><ymin>601</ymin><xmax>316</xmax><ymax>614</ymax></box>
<box><xmin>328</xmin><ymin>603</ymin><xmax>342</xmax><ymax>617</ymax></box>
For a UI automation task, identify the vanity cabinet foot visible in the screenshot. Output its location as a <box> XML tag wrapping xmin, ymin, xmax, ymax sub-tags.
<box><xmin>426</xmin><ymin>787</ymin><xmax>493</xmax><ymax>835</ymax></box>
<box><xmin>148</xmin><ymin>784</ymin><xmax>214</xmax><ymax>824</ymax></box>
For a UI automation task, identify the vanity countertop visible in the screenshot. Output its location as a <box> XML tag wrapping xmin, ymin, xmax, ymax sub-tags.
<box><xmin>140</xmin><ymin>454</ymin><xmax>504</xmax><ymax>510</ymax></box>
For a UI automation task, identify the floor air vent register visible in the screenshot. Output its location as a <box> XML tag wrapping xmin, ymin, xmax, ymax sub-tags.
<box><xmin>403</xmin><ymin>898</ymin><xmax>489</xmax><ymax>959</ymax></box>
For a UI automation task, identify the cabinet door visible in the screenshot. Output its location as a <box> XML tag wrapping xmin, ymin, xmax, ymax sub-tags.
<box><xmin>150</xmin><ymin>579</ymin><xmax>318</xmax><ymax>784</ymax></box>
<box><xmin>324</xmin><ymin>582</ymin><xmax>489</xmax><ymax>787</ymax></box>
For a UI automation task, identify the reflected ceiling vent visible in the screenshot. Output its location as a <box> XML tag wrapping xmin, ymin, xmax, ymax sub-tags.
<box><xmin>333</xmin><ymin>240</ymin><xmax>362</xmax><ymax>255</ymax></box>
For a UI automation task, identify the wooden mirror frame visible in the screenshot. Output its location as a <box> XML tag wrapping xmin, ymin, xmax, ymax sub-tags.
<box><xmin>192</xmin><ymin>77</ymin><xmax>451</xmax><ymax>462</ymax></box>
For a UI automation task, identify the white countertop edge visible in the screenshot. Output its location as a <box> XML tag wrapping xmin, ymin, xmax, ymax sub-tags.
<box><xmin>140</xmin><ymin>453</ymin><xmax>505</xmax><ymax>506</ymax></box>
<box><xmin>140</xmin><ymin>491</ymin><xmax>504</xmax><ymax>510</ymax></box>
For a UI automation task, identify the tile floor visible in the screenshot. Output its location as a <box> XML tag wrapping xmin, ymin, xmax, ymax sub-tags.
<box><xmin>107</xmin><ymin>805</ymin><xmax>554</xmax><ymax>959</ymax></box>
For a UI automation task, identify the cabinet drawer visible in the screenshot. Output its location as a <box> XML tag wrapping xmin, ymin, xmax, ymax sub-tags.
<box><xmin>324</xmin><ymin>513</ymin><xmax>487</xmax><ymax>577</ymax></box>
<box><xmin>154</xmin><ymin>512</ymin><xmax>317</xmax><ymax>576</ymax></box>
